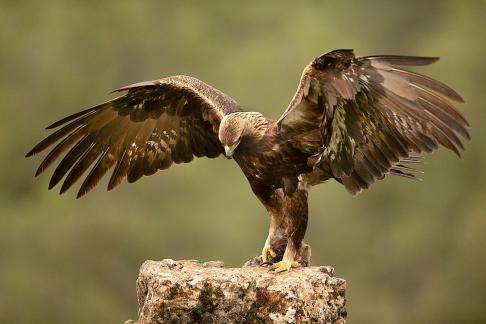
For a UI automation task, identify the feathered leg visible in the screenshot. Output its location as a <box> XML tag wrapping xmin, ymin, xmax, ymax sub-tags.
<box><xmin>262</xmin><ymin>192</ymin><xmax>288</xmax><ymax>263</ymax></box>
<box><xmin>272</xmin><ymin>188</ymin><xmax>311</xmax><ymax>272</ymax></box>
<box><xmin>245</xmin><ymin>180</ymin><xmax>288</xmax><ymax>265</ymax></box>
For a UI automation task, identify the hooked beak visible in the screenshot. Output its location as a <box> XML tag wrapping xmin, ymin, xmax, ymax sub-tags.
<box><xmin>224</xmin><ymin>141</ymin><xmax>240</xmax><ymax>159</ymax></box>
<box><xmin>224</xmin><ymin>145</ymin><xmax>234</xmax><ymax>159</ymax></box>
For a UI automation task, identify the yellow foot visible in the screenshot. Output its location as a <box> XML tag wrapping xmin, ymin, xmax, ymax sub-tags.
<box><xmin>271</xmin><ymin>260</ymin><xmax>300</xmax><ymax>272</ymax></box>
<box><xmin>261</xmin><ymin>244</ymin><xmax>277</xmax><ymax>263</ymax></box>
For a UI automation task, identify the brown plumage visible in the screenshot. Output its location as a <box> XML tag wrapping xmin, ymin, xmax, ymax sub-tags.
<box><xmin>27</xmin><ymin>49</ymin><xmax>469</xmax><ymax>271</ymax></box>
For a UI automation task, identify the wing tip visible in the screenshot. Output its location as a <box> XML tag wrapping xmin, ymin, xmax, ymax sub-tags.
<box><xmin>47</xmin><ymin>181</ymin><xmax>56</xmax><ymax>191</ymax></box>
<box><xmin>76</xmin><ymin>190</ymin><xmax>86</xmax><ymax>199</ymax></box>
<box><xmin>107</xmin><ymin>175</ymin><xmax>123</xmax><ymax>191</ymax></box>
<box><xmin>26</xmin><ymin>143</ymin><xmax>45</xmax><ymax>157</ymax></box>
<box><xmin>450</xmin><ymin>93</ymin><xmax>465</xmax><ymax>104</ymax></box>
<box><xmin>25</xmin><ymin>150</ymin><xmax>35</xmax><ymax>158</ymax></box>
<box><xmin>34</xmin><ymin>167</ymin><xmax>43</xmax><ymax>178</ymax></box>
<box><xmin>365</xmin><ymin>55</ymin><xmax>440</xmax><ymax>66</ymax></box>
<box><xmin>111</xmin><ymin>80</ymin><xmax>161</xmax><ymax>93</ymax></box>
<box><xmin>46</xmin><ymin>123</ymin><xmax>59</xmax><ymax>130</ymax></box>
<box><xmin>448</xmin><ymin>88</ymin><xmax>466</xmax><ymax>104</ymax></box>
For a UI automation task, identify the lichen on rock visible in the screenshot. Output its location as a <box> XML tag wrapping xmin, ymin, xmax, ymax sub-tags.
<box><xmin>130</xmin><ymin>259</ymin><xmax>347</xmax><ymax>323</ymax></box>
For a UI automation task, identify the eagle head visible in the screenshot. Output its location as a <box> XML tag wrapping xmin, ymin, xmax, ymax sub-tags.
<box><xmin>219</xmin><ymin>112</ymin><xmax>268</xmax><ymax>158</ymax></box>
<box><xmin>219</xmin><ymin>113</ymin><xmax>245</xmax><ymax>159</ymax></box>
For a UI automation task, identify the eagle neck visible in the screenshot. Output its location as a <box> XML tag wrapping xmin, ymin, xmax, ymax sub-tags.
<box><xmin>241</xmin><ymin>112</ymin><xmax>269</xmax><ymax>141</ymax></box>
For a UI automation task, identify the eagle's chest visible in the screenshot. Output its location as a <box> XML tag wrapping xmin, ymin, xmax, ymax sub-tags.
<box><xmin>234</xmin><ymin>141</ymin><xmax>309</xmax><ymax>185</ymax></box>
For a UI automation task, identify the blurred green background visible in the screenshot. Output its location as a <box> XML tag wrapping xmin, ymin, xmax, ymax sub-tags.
<box><xmin>1</xmin><ymin>1</ymin><xmax>485</xmax><ymax>323</ymax></box>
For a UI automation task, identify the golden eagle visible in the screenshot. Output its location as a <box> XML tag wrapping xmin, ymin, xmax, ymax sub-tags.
<box><xmin>27</xmin><ymin>49</ymin><xmax>469</xmax><ymax>271</ymax></box>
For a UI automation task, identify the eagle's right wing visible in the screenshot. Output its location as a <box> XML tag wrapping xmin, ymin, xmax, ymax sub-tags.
<box><xmin>278</xmin><ymin>49</ymin><xmax>469</xmax><ymax>195</ymax></box>
<box><xmin>26</xmin><ymin>75</ymin><xmax>244</xmax><ymax>197</ymax></box>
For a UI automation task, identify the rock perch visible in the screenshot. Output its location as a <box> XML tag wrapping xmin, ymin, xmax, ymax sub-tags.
<box><xmin>128</xmin><ymin>259</ymin><xmax>346</xmax><ymax>323</ymax></box>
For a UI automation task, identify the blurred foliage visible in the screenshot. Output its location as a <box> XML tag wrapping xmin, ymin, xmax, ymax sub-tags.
<box><xmin>1</xmin><ymin>0</ymin><xmax>485</xmax><ymax>323</ymax></box>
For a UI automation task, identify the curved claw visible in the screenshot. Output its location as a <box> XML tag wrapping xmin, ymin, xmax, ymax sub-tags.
<box><xmin>262</xmin><ymin>245</ymin><xmax>277</xmax><ymax>263</ymax></box>
<box><xmin>272</xmin><ymin>260</ymin><xmax>300</xmax><ymax>272</ymax></box>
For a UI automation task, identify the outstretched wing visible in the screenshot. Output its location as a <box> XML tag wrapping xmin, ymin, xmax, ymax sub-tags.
<box><xmin>278</xmin><ymin>49</ymin><xmax>470</xmax><ymax>195</ymax></box>
<box><xmin>27</xmin><ymin>75</ymin><xmax>244</xmax><ymax>197</ymax></box>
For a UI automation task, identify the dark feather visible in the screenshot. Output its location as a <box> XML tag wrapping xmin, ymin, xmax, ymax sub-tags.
<box><xmin>364</xmin><ymin>55</ymin><xmax>439</xmax><ymax>66</ymax></box>
<box><xmin>48</xmin><ymin>134</ymin><xmax>95</xmax><ymax>189</ymax></box>
<box><xmin>107</xmin><ymin>149</ymin><xmax>130</xmax><ymax>191</ymax></box>
<box><xmin>60</xmin><ymin>142</ymin><xmax>102</xmax><ymax>194</ymax></box>
<box><xmin>34</xmin><ymin>125</ymin><xmax>86</xmax><ymax>176</ymax></box>
<box><xmin>391</xmin><ymin>68</ymin><xmax>463</xmax><ymax>102</ymax></box>
<box><xmin>77</xmin><ymin>149</ymin><xmax>117</xmax><ymax>198</ymax></box>
<box><xmin>390</xmin><ymin>169</ymin><xmax>421</xmax><ymax>181</ymax></box>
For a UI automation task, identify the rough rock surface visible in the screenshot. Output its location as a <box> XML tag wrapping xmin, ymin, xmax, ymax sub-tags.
<box><xmin>129</xmin><ymin>259</ymin><xmax>346</xmax><ymax>324</ymax></box>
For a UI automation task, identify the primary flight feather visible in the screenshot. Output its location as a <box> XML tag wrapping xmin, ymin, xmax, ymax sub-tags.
<box><xmin>27</xmin><ymin>49</ymin><xmax>469</xmax><ymax>271</ymax></box>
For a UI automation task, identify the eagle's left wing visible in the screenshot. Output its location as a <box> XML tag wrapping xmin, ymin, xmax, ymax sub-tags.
<box><xmin>277</xmin><ymin>49</ymin><xmax>470</xmax><ymax>195</ymax></box>
<box><xmin>27</xmin><ymin>75</ymin><xmax>244</xmax><ymax>198</ymax></box>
